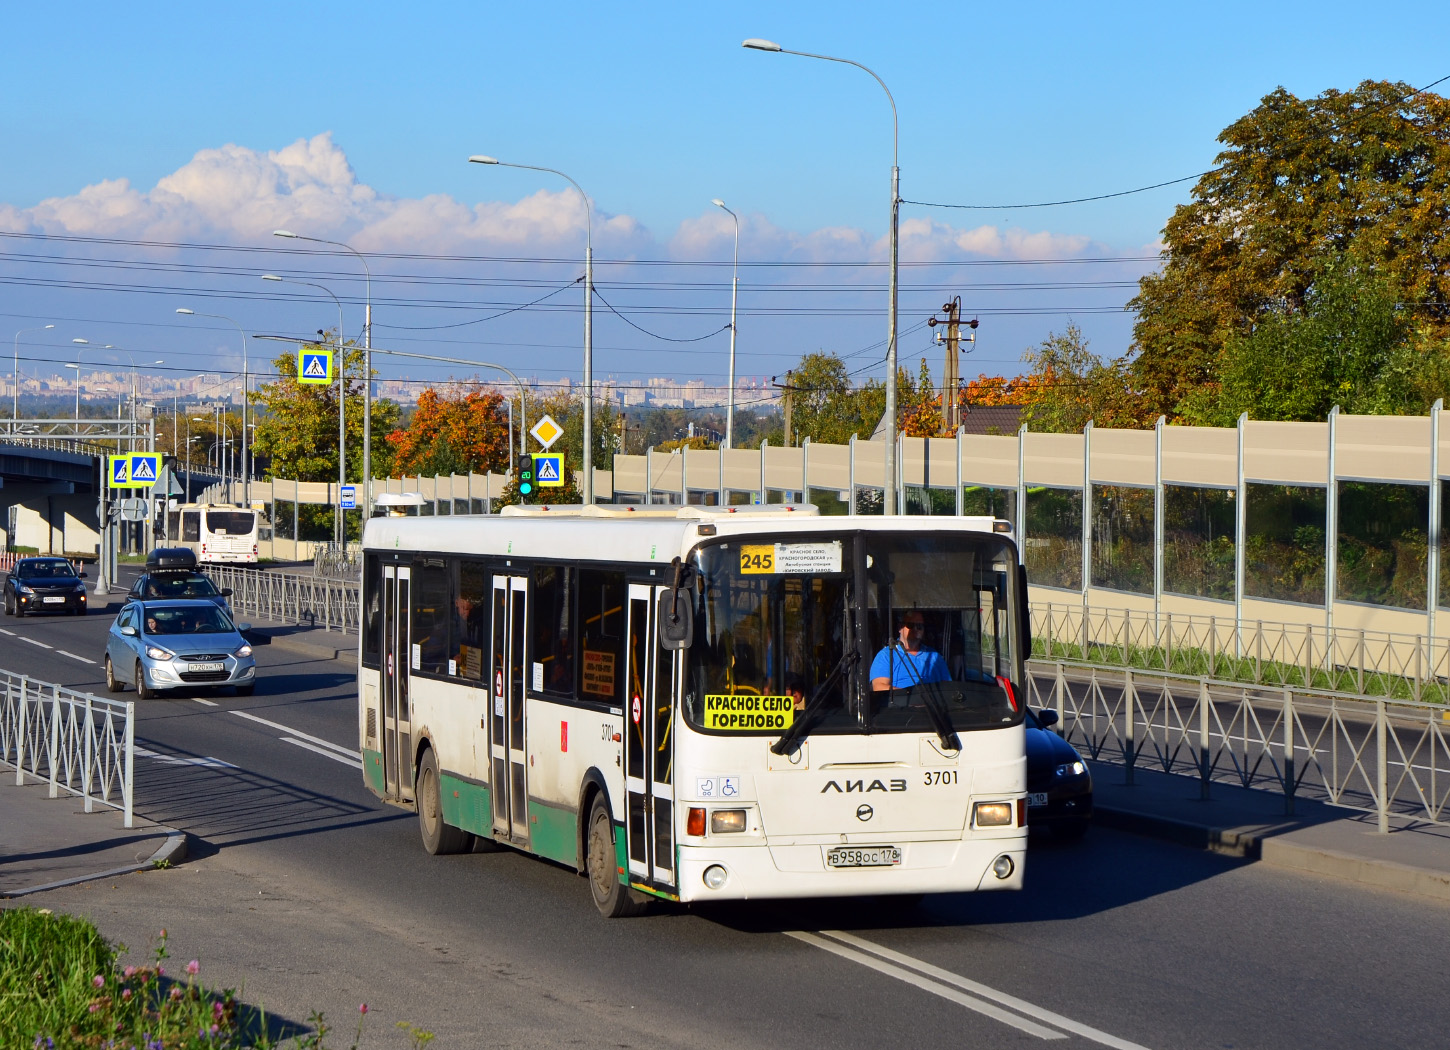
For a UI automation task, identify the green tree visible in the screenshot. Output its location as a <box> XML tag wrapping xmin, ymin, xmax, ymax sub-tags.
<box><xmin>1180</xmin><ymin>263</ymin><xmax>1450</xmax><ymax>424</ymax></box>
<box><xmin>1130</xmin><ymin>80</ymin><xmax>1450</xmax><ymax>417</ymax></box>
<box><xmin>783</xmin><ymin>351</ymin><xmax>887</xmax><ymax>444</ymax></box>
<box><xmin>1019</xmin><ymin>324</ymin><xmax>1148</xmax><ymax>432</ymax></box>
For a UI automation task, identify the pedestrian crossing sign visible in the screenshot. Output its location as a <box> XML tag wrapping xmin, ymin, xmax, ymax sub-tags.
<box><xmin>298</xmin><ymin>350</ymin><xmax>333</xmax><ymax>384</ymax></box>
<box><xmin>108</xmin><ymin>453</ymin><xmax>162</xmax><ymax>489</ymax></box>
<box><xmin>534</xmin><ymin>454</ymin><xmax>564</xmax><ymax>487</ymax></box>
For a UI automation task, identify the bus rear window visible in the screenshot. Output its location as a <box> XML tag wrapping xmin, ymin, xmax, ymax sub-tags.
<box><xmin>206</xmin><ymin>512</ymin><xmax>255</xmax><ymax>535</ymax></box>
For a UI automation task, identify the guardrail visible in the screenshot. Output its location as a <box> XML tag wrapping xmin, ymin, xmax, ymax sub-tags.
<box><xmin>1032</xmin><ymin>601</ymin><xmax>1450</xmax><ymax>703</ymax></box>
<box><xmin>313</xmin><ymin>543</ymin><xmax>362</xmax><ymax>580</ymax></box>
<box><xmin>1027</xmin><ymin>660</ymin><xmax>1450</xmax><ymax>832</ymax></box>
<box><xmin>211</xmin><ymin>566</ymin><xmax>359</xmax><ymax>634</ymax></box>
<box><xmin>0</xmin><ymin>669</ymin><xmax>134</xmax><ymax>827</ymax></box>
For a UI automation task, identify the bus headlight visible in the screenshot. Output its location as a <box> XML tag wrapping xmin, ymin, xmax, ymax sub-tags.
<box><xmin>702</xmin><ymin>864</ymin><xmax>729</xmax><ymax>890</ymax></box>
<box><xmin>974</xmin><ymin>801</ymin><xmax>1013</xmax><ymax>827</ymax></box>
<box><xmin>710</xmin><ymin>809</ymin><xmax>747</xmax><ymax>834</ymax></box>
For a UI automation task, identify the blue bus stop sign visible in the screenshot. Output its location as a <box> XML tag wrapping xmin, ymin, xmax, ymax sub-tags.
<box><xmin>340</xmin><ymin>484</ymin><xmax>357</xmax><ymax>510</ymax></box>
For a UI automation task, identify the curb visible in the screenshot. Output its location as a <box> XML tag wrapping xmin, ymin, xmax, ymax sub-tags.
<box><xmin>255</xmin><ymin>630</ymin><xmax>355</xmax><ymax>664</ymax></box>
<box><xmin>0</xmin><ymin>827</ymin><xmax>189</xmax><ymax>899</ymax></box>
<box><xmin>1095</xmin><ymin>805</ymin><xmax>1450</xmax><ymax>904</ymax></box>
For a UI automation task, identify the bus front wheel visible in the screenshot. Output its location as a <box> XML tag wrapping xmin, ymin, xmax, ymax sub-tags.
<box><xmin>586</xmin><ymin>795</ymin><xmax>647</xmax><ymax>918</ymax></box>
<box><xmin>417</xmin><ymin>748</ymin><xmax>474</xmax><ymax>856</ymax></box>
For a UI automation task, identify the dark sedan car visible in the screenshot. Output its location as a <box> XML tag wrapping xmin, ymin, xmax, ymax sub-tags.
<box><xmin>125</xmin><ymin>547</ymin><xmax>231</xmax><ymax>612</ymax></box>
<box><xmin>3</xmin><ymin>557</ymin><xmax>88</xmax><ymax>616</ymax></box>
<box><xmin>1025</xmin><ymin>707</ymin><xmax>1093</xmax><ymax>839</ymax></box>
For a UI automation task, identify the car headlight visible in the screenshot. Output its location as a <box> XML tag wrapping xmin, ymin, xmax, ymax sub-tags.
<box><xmin>73</xmin><ymin>584</ymin><xmax>87</xmax><ymax>595</ymax></box>
<box><xmin>235</xmin><ymin>644</ymin><xmax>253</xmax><ymax>658</ymax></box>
<box><xmin>14</xmin><ymin>584</ymin><xmax>31</xmax><ymax>595</ymax></box>
<box><xmin>1054</xmin><ymin>760</ymin><xmax>1087</xmax><ymax>778</ymax></box>
<box><xmin>145</xmin><ymin>645</ymin><xmax>174</xmax><ymax>661</ymax></box>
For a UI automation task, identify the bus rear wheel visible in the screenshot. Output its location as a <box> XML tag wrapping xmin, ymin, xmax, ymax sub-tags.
<box><xmin>417</xmin><ymin>748</ymin><xmax>473</xmax><ymax>855</ymax></box>
<box><xmin>586</xmin><ymin>795</ymin><xmax>647</xmax><ymax>918</ymax></box>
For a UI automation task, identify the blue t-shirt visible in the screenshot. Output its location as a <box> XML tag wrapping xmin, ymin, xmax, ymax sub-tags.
<box><xmin>870</xmin><ymin>645</ymin><xmax>950</xmax><ymax>689</ymax></box>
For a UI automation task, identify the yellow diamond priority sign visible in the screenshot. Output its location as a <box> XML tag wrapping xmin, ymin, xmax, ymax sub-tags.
<box><xmin>530</xmin><ymin>414</ymin><xmax>563</xmax><ymax>450</ymax></box>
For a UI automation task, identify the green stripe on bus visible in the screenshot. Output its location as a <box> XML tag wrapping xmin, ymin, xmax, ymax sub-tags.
<box><xmin>526</xmin><ymin>799</ymin><xmax>578</xmax><ymax>867</ymax></box>
<box><xmin>440</xmin><ymin>773</ymin><xmax>492</xmax><ymax>838</ymax></box>
<box><xmin>362</xmin><ymin>748</ymin><xmax>385</xmax><ymax>796</ymax></box>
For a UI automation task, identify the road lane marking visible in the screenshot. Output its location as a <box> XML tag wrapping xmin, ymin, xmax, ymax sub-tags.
<box><xmin>192</xmin><ymin>698</ymin><xmax>219</xmax><ymax>707</ymax></box>
<box><xmin>786</xmin><ymin>931</ymin><xmax>1065</xmax><ymax>1040</ymax></box>
<box><xmin>57</xmin><ymin>650</ymin><xmax>97</xmax><ymax>665</ymax></box>
<box><xmin>21</xmin><ymin>637</ymin><xmax>52</xmax><ymax>649</ymax></box>
<box><xmin>819</xmin><ymin>930</ymin><xmax>1154</xmax><ymax>1050</ymax></box>
<box><xmin>0</xmin><ymin>628</ymin><xmax>14</xmax><ymax>636</ymax></box>
<box><xmin>134</xmin><ymin>746</ymin><xmax>239</xmax><ymax>770</ymax></box>
<box><xmin>230</xmin><ymin>709</ymin><xmax>362</xmax><ymax>760</ymax></box>
<box><xmin>282</xmin><ymin>737</ymin><xmax>363</xmax><ymax>769</ymax></box>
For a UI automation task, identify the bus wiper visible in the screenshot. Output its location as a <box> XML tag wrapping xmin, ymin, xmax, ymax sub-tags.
<box><xmin>917</xmin><ymin>679</ymin><xmax>962</xmax><ymax>753</ymax></box>
<box><xmin>771</xmin><ymin>649</ymin><xmax>859</xmax><ymax>757</ymax></box>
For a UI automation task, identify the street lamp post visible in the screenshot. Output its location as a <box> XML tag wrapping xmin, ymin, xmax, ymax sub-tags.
<box><xmin>68</xmin><ymin>339</ymin><xmax>94</xmax><ymax>425</ymax></box>
<box><xmin>743</xmin><ymin>38</ymin><xmax>901</xmax><ymax>513</ymax></box>
<box><xmin>12</xmin><ymin>324</ymin><xmax>53</xmax><ymax>423</ymax></box>
<box><xmin>272</xmin><ymin>231</ymin><xmax>372</xmax><ymax>516</ymax></box>
<box><xmin>710</xmin><ymin>200</ymin><xmax>741</xmax><ymax>449</ymax></box>
<box><xmin>263</xmin><ymin>274</ymin><xmax>348</xmax><ymax>544</ymax></box>
<box><xmin>176</xmin><ymin>309</ymin><xmax>250</xmax><ymax>506</ymax></box>
<box><xmin>468</xmin><ymin>155</ymin><xmax>595</xmax><ymax>503</ymax></box>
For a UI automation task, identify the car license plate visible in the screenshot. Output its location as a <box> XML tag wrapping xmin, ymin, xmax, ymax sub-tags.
<box><xmin>42</xmin><ymin>596</ymin><xmax>65</xmax><ymax>604</ymax></box>
<box><xmin>826</xmin><ymin>846</ymin><xmax>901</xmax><ymax>868</ymax></box>
<box><xmin>188</xmin><ymin>662</ymin><xmax>224</xmax><ymax>673</ymax></box>
<box><xmin>1028</xmin><ymin>792</ymin><xmax>1049</xmax><ymax>807</ymax></box>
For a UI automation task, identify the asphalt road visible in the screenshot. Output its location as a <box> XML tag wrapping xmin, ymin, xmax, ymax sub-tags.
<box><xmin>6</xmin><ymin>580</ymin><xmax>1450</xmax><ymax>1049</ymax></box>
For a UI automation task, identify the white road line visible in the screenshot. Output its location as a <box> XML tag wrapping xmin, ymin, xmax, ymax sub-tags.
<box><xmin>57</xmin><ymin>650</ymin><xmax>97</xmax><ymax>665</ymax></box>
<box><xmin>134</xmin><ymin>746</ymin><xmax>239</xmax><ymax>770</ymax></box>
<box><xmin>786</xmin><ymin>931</ymin><xmax>1066</xmax><ymax>1040</ymax></box>
<box><xmin>817</xmin><ymin>931</ymin><xmax>1154</xmax><ymax>1050</ymax></box>
<box><xmin>282</xmin><ymin>737</ymin><xmax>363</xmax><ymax>769</ymax></box>
<box><xmin>21</xmin><ymin>637</ymin><xmax>52</xmax><ymax>649</ymax></box>
<box><xmin>230</xmin><ymin>709</ymin><xmax>362</xmax><ymax>760</ymax></box>
<box><xmin>0</xmin><ymin>628</ymin><xmax>14</xmax><ymax>636</ymax></box>
<box><xmin>192</xmin><ymin>697</ymin><xmax>219</xmax><ymax>707</ymax></box>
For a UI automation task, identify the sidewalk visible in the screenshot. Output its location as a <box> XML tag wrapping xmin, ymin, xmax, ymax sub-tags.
<box><xmin>0</xmin><ymin>778</ymin><xmax>186</xmax><ymax>898</ymax></box>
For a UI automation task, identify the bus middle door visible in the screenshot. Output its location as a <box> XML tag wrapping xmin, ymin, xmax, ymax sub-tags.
<box><xmin>624</xmin><ymin>584</ymin><xmax>677</xmax><ymax>892</ymax></box>
<box><xmin>380</xmin><ymin>564</ymin><xmax>414</xmax><ymax>801</ymax></box>
<box><xmin>490</xmin><ymin>574</ymin><xmax>529</xmax><ymax>845</ymax></box>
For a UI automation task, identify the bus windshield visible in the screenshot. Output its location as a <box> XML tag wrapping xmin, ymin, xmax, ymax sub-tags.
<box><xmin>686</xmin><ymin>532</ymin><xmax>1022</xmax><ymax>739</ymax></box>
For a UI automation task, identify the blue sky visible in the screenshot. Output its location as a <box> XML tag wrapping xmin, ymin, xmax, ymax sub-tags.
<box><xmin>2</xmin><ymin>1</ymin><xmax>1448</xmax><ymax>398</ymax></box>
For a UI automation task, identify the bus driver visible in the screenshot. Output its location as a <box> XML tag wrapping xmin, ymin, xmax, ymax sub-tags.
<box><xmin>870</xmin><ymin>610</ymin><xmax>950</xmax><ymax>691</ymax></box>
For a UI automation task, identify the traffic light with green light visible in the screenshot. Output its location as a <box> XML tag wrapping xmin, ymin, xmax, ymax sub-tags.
<box><xmin>517</xmin><ymin>453</ymin><xmax>535</xmax><ymax>499</ymax></box>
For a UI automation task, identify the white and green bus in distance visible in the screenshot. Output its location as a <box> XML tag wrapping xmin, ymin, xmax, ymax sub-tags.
<box><xmin>358</xmin><ymin>504</ymin><xmax>1029</xmax><ymax>917</ymax></box>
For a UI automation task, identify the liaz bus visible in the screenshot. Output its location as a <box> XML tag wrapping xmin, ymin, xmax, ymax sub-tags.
<box><xmin>166</xmin><ymin>503</ymin><xmax>260</xmax><ymax>564</ymax></box>
<box><xmin>358</xmin><ymin>504</ymin><xmax>1030</xmax><ymax>917</ymax></box>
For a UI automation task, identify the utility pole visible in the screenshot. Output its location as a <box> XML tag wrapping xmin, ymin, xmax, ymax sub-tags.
<box><xmin>772</xmin><ymin>371</ymin><xmax>802</xmax><ymax>447</ymax></box>
<box><xmin>929</xmin><ymin>301</ymin><xmax>979</xmax><ymax>433</ymax></box>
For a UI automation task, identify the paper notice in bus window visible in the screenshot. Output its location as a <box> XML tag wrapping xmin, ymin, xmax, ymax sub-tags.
<box><xmin>702</xmin><ymin>694</ymin><xmax>794</xmax><ymax>732</ymax></box>
<box><xmin>411</xmin><ymin>643</ymin><xmax>421</xmax><ymax>671</ymax></box>
<box><xmin>532</xmin><ymin>662</ymin><xmax>544</xmax><ymax>691</ymax></box>
<box><xmin>582</xmin><ymin>650</ymin><xmax>616</xmax><ymax>697</ymax></box>
<box><xmin>740</xmin><ymin>541</ymin><xmax>841</xmax><ymax>575</ymax></box>
<box><xmin>459</xmin><ymin>645</ymin><xmax>482</xmax><ymax>681</ymax></box>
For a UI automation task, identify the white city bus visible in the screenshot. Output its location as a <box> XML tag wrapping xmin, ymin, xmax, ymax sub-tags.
<box><xmin>166</xmin><ymin>503</ymin><xmax>260</xmax><ymax>564</ymax></box>
<box><xmin>358</xmin><ymin>505</ymin><xmax>1029</xmax><ymax>917</ymax></box>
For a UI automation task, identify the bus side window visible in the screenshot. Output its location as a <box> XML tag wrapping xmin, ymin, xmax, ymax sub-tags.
<box><xmin>454</xmin><ymin>560</ymin><xmax>488</xmax><ymax>681</ymax></box>
<box><xmin>410</xmin><ymin>559</ymin><xmax>451</xmax><ymax>677</ymax></box>
<box><xmin>530</xmin><ymin>565</ymin><xmax>576</xmax><ymax>697</ymax></box>
<box><xmin>362</xmin><ymin>555</ymin><xmax>382</xmax><ymax>667</ymax></box>
<box><xmin>182</xmin><ymin>512</ymin><xmax>200</xmax><ymax>542</ymax></box>
<box><xmin>579</xmin><ymin>569</ymin><xmax>625</xmax><ymax>703</ymax></box>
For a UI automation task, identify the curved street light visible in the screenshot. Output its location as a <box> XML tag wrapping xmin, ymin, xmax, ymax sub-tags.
<box><xmin>12</xmin><ymin>324</ymin><xmax>54</xmax><ymax>423</ymax></box>
<box><xmin>177</xmin><ymin>308</ymin><xmax>250</xmax><ymax>505</ymax></box>
<box><xmin>711</xmin><ymin>200</ymin><xmax>740</xmax><ymax>450</ymax></box>
<box><xmin>743</xmin><ymin>38</ymin><xmax>901</xmax><ymax>512</ymax></box>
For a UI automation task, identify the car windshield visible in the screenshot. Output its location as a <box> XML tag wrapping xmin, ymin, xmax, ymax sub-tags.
<box><xmin>685</xmin><ymin>531</ymin><xmax>1022</xmax><ymax>741</ymax></box>
<box><xmin>143</xmin><ymin>606</ymin><xmax>234</xmax><ymax>635</ymax></box>
<box><xmin>142</xmin><ymin>573</ymin><xmax>219</xmax><ymax>599</ymax></box>
<box><xmin>206</xmin><ymin>511</ymin><xmax>254</xmax><ymax>535</ymax></box>
<box><xmin>18</xmin><ymin>560</ymin><xmax>77</xmax><ymax>579</ymax></box>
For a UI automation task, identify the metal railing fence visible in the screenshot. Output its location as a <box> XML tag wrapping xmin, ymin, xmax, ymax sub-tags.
<box><xmin>1028</xmin><ymin>660</ymin><xmax>1450</xmax><ymax>832</ymax></box>
<box><xmin>212</xmin><ymin>566</ymin><xmax>360</xmax><ymax>634</ymax></box>
<box><xmin>1032</xmin><ymin>601</ymin><xmax>1450</xmax><ymax>703</ymax></box>
<box><xmin>0</xmin><ymin>668</ymin><xmax>134</xmax><ymax>827</ymax></box>
<box><xmin>313</xmin><ymin>543</ymin><xmax>363</xmax><ymax>580</ymax></box>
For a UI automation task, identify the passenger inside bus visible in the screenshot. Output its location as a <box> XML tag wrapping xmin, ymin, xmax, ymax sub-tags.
<box><xmin>870</xmin><ymin>610</ymin><xmax>950</xmax><ymax>691</ymax></box>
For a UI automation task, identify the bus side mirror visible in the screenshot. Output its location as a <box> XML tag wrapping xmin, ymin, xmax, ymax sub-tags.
<box><xmin>658</xmin><ymin>590</ymin><xmax>693</xmax><ymax>650</ymax></box>
<box><xmin>1017</xmin><ymin>563</ymin><xmax>1032</xmax><ymax>653</ymax></box>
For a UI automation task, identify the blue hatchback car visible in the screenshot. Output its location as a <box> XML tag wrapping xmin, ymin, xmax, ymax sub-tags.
<box><xmin>103</xmin><ymin>599</ymin><xmax>256</xmax><ymax>699</ymax></box>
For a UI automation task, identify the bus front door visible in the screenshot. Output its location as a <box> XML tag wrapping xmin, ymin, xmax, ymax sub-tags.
<box><xmin>490</xmin><ymin>574</ymin><xmax>529</xmax><ymax>845</ymax></box>
<box><xmin>624</xmin><ymin>584</ymin><xmax>676</xmax><ymax>891</ymax></box>
<box><xmin>380</xmin><ymin>564</ymin><xmax>413</xmax><ymax>801</ymax></box>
